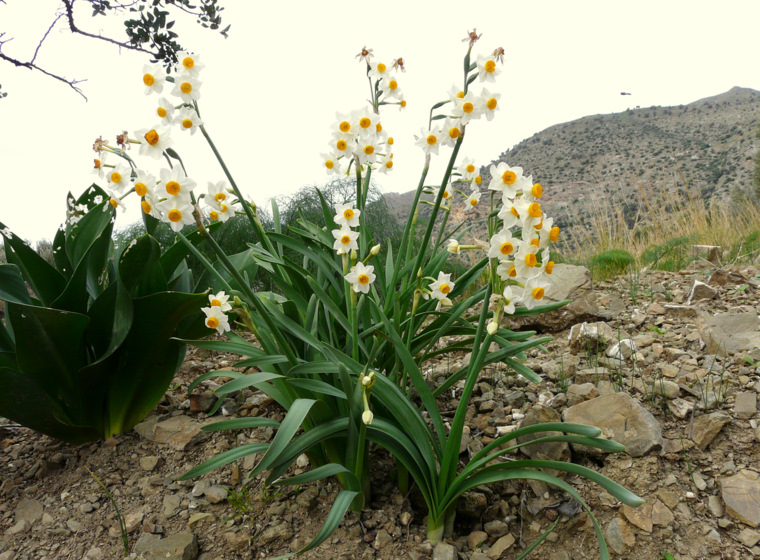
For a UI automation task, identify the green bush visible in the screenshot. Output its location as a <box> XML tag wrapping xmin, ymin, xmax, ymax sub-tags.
<box><xmin>640</xmin><ymin>235</ymin><xmax>696</xmax><ymax>271</ymax></box>
<box><xmin>588</xmin><ymin>248</ymin><xmax>634</xmax><ymax>278</ymax></box>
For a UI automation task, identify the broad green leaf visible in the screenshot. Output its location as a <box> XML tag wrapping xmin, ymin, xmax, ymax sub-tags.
<box><xmin>1</xmin><ymin>225</ymin><xmax>66</xmax><ymax>305</ymax></box>
<box><xmin>117</xmin><ymin>234</ymin><xmax>166</xmax><ymax>296</ymax></box>
<box><xmin>0</xmin><ymin>264</ymin><xmax>34</xmax><ymax>305</ymax></box>
<box><xmin>85</xmin><ymin>282</ymin><xmax>133</xmax><ymax>362</ymax></box>
<box><xmin>64</xmin><ymin>197</ymin><xmax>114</xmax><ymax>270</ymax></box>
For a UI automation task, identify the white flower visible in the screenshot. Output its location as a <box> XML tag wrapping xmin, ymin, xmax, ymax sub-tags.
<box><xmin>156</xmin><ymin>97</ymin><xmax>175</xmax><ymax>125</ymax></box>
<box><xmin>202</xmin><ymin>306</ymin><xmax>231</xmax><ymax>334</ymax></box>
<box><xmin>106</xmin><ymin>164</ymin><xmax>132</xmax><ymax>194</ymax></box>
<box><xmin>177</xmin><ymin>106</ymin><xmax>203</xmax><ymax>134</ymax></box>
<box><xmin>514</xmin><ymin>241</ymin><xmax>542</xmax><ymax>280</ymax></box>
<box><xmin>477</xmin><ymin>54</ymin><xmax>500</xmax><ymax>83</ymax></box>
<box><xmin>415</xmin><ymin>127</ymin><xmax>441</xmax><ymax>156</ymax></box>
<box><xmin>429</xmin><ymin>271</ymin><xmax>455</xmax><ymax>301</ymax></box>
<box><xmin>142</xmin><ymin>64</ymin><xmax>166</xmax><ymax>95</ymax></box>
<box><xmin>362</xmin><ymin>410</ymin><xmax>374</xmax><ymax>425</ymax></box>
<box><xmin>516</xmin><ymin>277</ymin><xmax>550</xmax><ymax>310</ymax></box>
<box><xmin>451</xmin><ymin>90</ymin><xmax>481</xmax><ymax>126</ymax></box>
<box><xmin>464</xmin><ymin>190</ymin><xmax>481</xmax><ymax>211</ymax></box>
<box><xmin>440</xmin><ymin>118</ymin><xmax>462</xmax><ymax>148</ymax></box>
<box><xmin>135</xmin><ymin>127</ymin><xmax>173</xmax><ymax>160</ymax></box>
<box><xmin>133</xmin><ymin>170</ymin><xmax>157</xmax><ymax>199</ymax></box>
<box><xmin>480</xmin><ymin>88</ymin><xmax>500</xmax><ymax>121</ymax></box>
<box><xmin>458</xmin><ymin>157</ymin><xmax>478</xmax><ymax>180</ymax></box>
<box><xmin>344</xmin><ymin>262</ymin><xmax>376</xmax><ymax>294</ymax></box>
<box><xmin>208</xmin><ymin>291</ymin><xmax>233</xmax><ymax>312</ymax></box>
<box><xmin>368</xmin><ymin>61</ymin><xmax>390</xmax><ymax>80</ymax></box>
<box><xmin>172</xmin><ymin>73</ymin><xmax>202</xmax><ymax>102</ymax></box>
<box><xmin>447</xmin><ymin>239</ymin><xmax>460</xmax><ymax>254</ymax></box>
<box><xmin>334</xmin><ymin>204</ymin><xmax>361</xmax><ymax>227</ymax></box>
<box><xmin>332</xmin><ymin>226</ymin><xmax>359</xmax><ymax>255</ymax></box>
<box><xmin>206</xmin><ymin>199</ymin><xmax>233</xmax><ymax>223</ymax></box>
<box><xmin>156</xmin><ymin>197</ymin><xmax>195</xmax><ymax>232</ymax></box>
<box><xmin>488</xmin><ymin>162</ymin><xmax>530</xmax><ymax>198</ymax></box>
<box><xmin>177</xmin><ymin>51</ymin><xmax>205</xmax><ymax>78</ymax></box>
<box><xmin>502</xmin><ymin>285</ymin><xmax>517</xmax><ymax>314</ymax></box>
<box><xmin>159</xmin><ymin>166</ymin><xmax>196</xmax><ymax>200</ymax></box>
<box><xmin>379</xmin><ymin>75</ymin><xmax>402</xmax><ymax>100</ymax></box>
<box><xmin>321</xmin><ymin>153</ymin><xmax>344</xmax><ymax>175</ymax></box>
<box><xmin>207</xmin><ymin>181</ymin><xmax>229</xmax><ymax>206</ymax></box>
<box><xmin>487</xmin><ymin>231</ymin><xmax>518</xmax><ymax>260</ymax></box>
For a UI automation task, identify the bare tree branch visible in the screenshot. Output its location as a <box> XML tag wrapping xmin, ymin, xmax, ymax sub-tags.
<box><xmin>61</xmin><ymin>0</ymin><xmax>155</xmax><ymax>57</ymax></box>
<box><xmin>0</xmin><ymin>48</ymin><xmax>87</xmax><ymax>100</ymax></box>
<box><xmin>32</xmin><ymin>13</ymin><xmax>64</xmax><ymax>64</ymax></box>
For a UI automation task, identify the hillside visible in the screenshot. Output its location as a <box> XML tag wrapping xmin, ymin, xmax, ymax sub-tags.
<box><xmin>385</xmin><ymin>87</ymin><xmax>760</xmax><ymax>251</ymax></box>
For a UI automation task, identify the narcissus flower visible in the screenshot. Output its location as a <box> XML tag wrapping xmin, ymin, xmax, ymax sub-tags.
<box><xmin>135</xmin><ymin>126</ymin><xmax>173</xmax><ymax>159</ymax></box>
<box><xmin>159</xmin><ymin>167</ymin><xmax>196</xmax><ymax>200</ymax></box>
<box><xmin>487</xmin><ymin>231</ymin><xmax>518</xmax><ymax>260</ymax></box>
<box><xmin>415</xmin><ymin>127</ymin><xmax>441</xmax><ymax>156</ymax></box>
<box><xmin>156</xmin><ymin>97</ymin><xmax>175</xmax><ymax>125</ymax></box>
<box><xmin>202</xmin><ymin>306</ymin><xmax>231</xmax><ymax>334</ymax></box>
<box><xmin>332</xmin><ymin>226</ymin><xmax>359</xmax><ymax>255</ymax></box>
<box><xmin>488</xmin><ymin>162</ymin><xmax>530</xmax><ymax>198</ymax></box>
<box><xmin>172</xmin><ymin>74</ymin><xmax>202</xmax><ymax>102</ymax></box>
<box><xmin>429</xmin><ymin>271</ymin><xmax>455</xmax><ymax>301</ymax></box>
<box><xmin>334</xmin><ymin>203</ymin><xmax>361</xmax><ymax>227</ymax></box>
<box><xmin>208</xmin><ymin>290</ymin><xmax>232</xmax><ymax>312</ymax></box>
<box><xmin>156</xmin><ymin>197</ymin><xmax>195</xmax><ymax>232</ymax></box>
<box><xmin>458</xmin><ymin>157</ymin><xmax>478</xmax><ymax>180</ymax></box>
<box><xmin>380</xmin><ymin>75</ymin><xmax>402</xmax><ymax>100</ymax></box>
<box><xmin>344</xmin><ymin>262</ymin><xmax>376</xmax><ymax>294</ymax></box>
<box><xmin>321</xmin><ymin>153</ymin><xmax>343</xmax><ymax>175</ymax></box>
<box><xmin>477</xmin><ymin>54</ymin><xmax>500</xmax><ymax>83</ymax></box>
<box><xmin>447</xmin><ymin>238</ymin><xmax>460</xmax><ymax>254</ymax></box>
<box><xmin>177</xmin><ymin>51</ymin><xmax>205</xmax><ymax>78</ymax></box>
<box><xmin>480</xmin><ymin>88</ymin><xmax>501</xmax><ymax>121</ymax></box>
<box><xmin>465</xmin><ymin>190</ymin><xmax>481</xmax><ymax>210</ymax></box>
<box><xmin>142</xmin><ymin>64</ymin><xmax>166</xmax><ymax>95</ymax></box>
<box><xmin>177</xmin><ymin>106</ymin><xmax>203</xmax><ymax>135</ymax></box>
<box><xmin>133</xmin><ymin>170</ymin><xmax>157</xmax><ymax>199</ymax></box>
<box><xmin>517</xmin><ymin>277</ymin><xmax>550</xmax><ymax>310</ymax></box>
<box><xmin>107</xmin><ymin>164</ymin><xmax>132</xmax><ymax>194</ymax></box>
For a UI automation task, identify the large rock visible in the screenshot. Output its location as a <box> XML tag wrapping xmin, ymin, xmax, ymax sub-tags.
<box><xmin>516</xmin><ymin>405</ymin><xmax>570</xmax><ymax>462</ymax></box>
<box><xmin>562</xmin><ymin>393</ymin><xmax>662</xmax><ymax>457</ymax></box>
<box><xmin>134</xmin><ymin>415</ymin><xmax>212</xmax><ymax>451</ymax></box>
<box><xmin>133</xmin><ymin>533</ymin><xmax>199</xmax><ymax>560</ymax></box>
<box><xmin>506</xmin><ymin>264</ymin><xmax>605</xmax><ymax>332</ymax></box>
<box><xmin>691</xmin><ymin>412</ymin><xmax>731</xmax><ymax>450</ymax></box>
<box><xmin>698</xmin><ymin>308</ymin><xmax>760</xmax><ymax>358</ymax></box>
<box><xmin>721</xmin><ymin>470</ymin><xmax>760</xmax><ymax>527</ymax></box>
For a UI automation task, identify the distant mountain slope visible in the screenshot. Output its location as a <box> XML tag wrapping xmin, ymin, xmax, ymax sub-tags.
<box><xmin>385</xmin><ymin>87</ymin><xmax>760</xmax><ymax>250</ymax></box>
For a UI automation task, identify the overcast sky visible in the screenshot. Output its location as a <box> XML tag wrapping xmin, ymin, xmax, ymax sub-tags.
<box><xmin>2</xmin><ymin>0</ymin><xmax>759</xmax><ymax>243</ymax></box>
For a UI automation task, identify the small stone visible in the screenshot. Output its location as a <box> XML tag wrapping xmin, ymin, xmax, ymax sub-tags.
<box><xmin>373</xmin><ymin>529</ymin><xmax>392</xmax><ymax>550</ymax></box>
<box><xmin>82</xmin><ymin>547</ymin><xmax>103</xmax><ymax>560</ymax></box>
<box><xmin>487</xmin><ymin>534</ymin><xmax>515</xmax><ymax>559</ymax></box>
<box><xmin>605</xmin><ymin>517</ymin><xmax>635</xmax><ymax>554</ymax></box>
<box><xmin>432</xmin><ymin>542</ymin><xmax>457</xmax><ymax>560</ymax></box>
<box><xmin>124</xmin><ymin>512</ymin><xmax>144</xmax><ymax>533</ymax></box>
<box><xmin>66</xmin><ymin>519</ymin><xmax>81</xmax><ymax>532</ymax></box>
<box><xmin>187</xmin><ymin>513</ymin><xmax>213</xmax><ymax>527</ymax></box>
<box><xmin>400</xmin><ymin>512</ymin><xmax>413</xmax><ymax>526</ymax></box>
<box><xmin>203</xmin><ymin>485</ymin><xmax>228</xmax><ymax>504</ymax></box>
<box><xmin>259</xmin><ymin>522</ymin><xmax>294</xmax><ymax>545</ymax></box>
<box><xmin>223</xmin><ymin>531</ymin><xmax>249</xmax><ymax>551</ymax></box>
<box><xmin>484</xmin><ymin>520</ymin><xmax>509</xmax><ymax>538</ymax></box>
<box><xmin>708</xmin><ymin>496</ymin><xmax>724</xmax><ymax>517</ymax></box>
<box><xmin>691</xmin><ymin>412</ymin><xmax>731</xmax><ymax>450</ymax></box>
<box><xmin>622</xmin><ymin>501</ymin><xmax>653</xmax><ymax>533</ymax></box>
<box><xmin>738</xmin><ymin>528</ymin><xmax>760</xmax><ymax>547</ymax></box>
<box><xmin>467</xmin><ymin>530</ymin><xmax>488</xmax><ymax>550</ymax></box>
<box><xmin>721</xmin><ymin>470</ymin><xmax>760</xmax><ymax>527</ymax></box>
<box><xmin>163</xmin><ymin>494</ymin><xmax>181</xmax><ymax>518</ymax></box>
<box><xmin>140</xmin><ymin>456</ymin><xmax>163</xmax><ymax>471</ymax></box>
<box><xmin>687</xmin><ymin>280</ymin><xmax>718</xmax><ymax>303</ymax></box>
<box><xmin>7</xmin><ymin>520</ymin><xmax>30</xmax><ymax>535</ymax></box>
<box><xmin>133</xmin><ymin>533</ymin><xmax>199</xmax><ymax>560</ymax></box>
<box><xmin>668</xmin><ymin>398</ymin><xmax>694</xmax><ymax>419</ymax></box>
<box><xmin>651</xmin><ymin>499</ymin><xmax>674</xmax><ymax>527</ymax></box>
<box><xmin>735</xmin><ymin>392</ymin><xmax>757</xmax><ymax>419</ymax></box>
<box><xmin>14</xmin><ymin>498</ymin><xmax>43</xmax><ymax>525</ymax></box>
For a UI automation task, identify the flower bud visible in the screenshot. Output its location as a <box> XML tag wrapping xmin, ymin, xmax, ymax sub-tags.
<box><xmin>370</xmin><ymin>244</ymin><xmax>382</xmax><ymax>256</ymax></box>
<box><xmin>487</xmin><ymin>321</ymin><xmax>499</xmax><ymax>335</ymax></box>
<box><xmin>362</xmin><ymin>410</ymin><xmax>374</xmax><ymax>425</ymax></box>
<box><xmin>447</xmin><ymin>239</ymin><xmax>460</xmax><ymax>254</ymax></box>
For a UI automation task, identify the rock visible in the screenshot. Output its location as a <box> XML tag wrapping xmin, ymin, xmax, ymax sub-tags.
<box><xmin>140</xmin><ymin>456</ymin><xmax>163</xmax><ymax>471</ymax></box>
<box><xmin>134</xmin><ymin>415</ymin><xmax>212</xmax><ymax>450</ymax></box>
<box><xmin>484</xmin><ymin>520</ymin><xmax>509</xmax><ymax>538</ymax></box>
<box><xmin>259</xmin><ymin>522</ymin><xmax>293</xmax><ymax>545</ymax></box>
<box><xmin>486</xmin><ymin>534</ymin><xmax>515</xmax><ymax>559</ymax></box>
<box><xmin>14</xmin><ymin>498</ymin><xmax>43</xmax><ymax>525</ymax></box>
<box><xmin>668</xmin><ymin>398</ymin><xmax>694</xmax><ymax>419</ymax></box>
<box><xmin>125</xmin><ymin>511</ymin><xmax>144</xmax><ymax>533</ymax></box>
<box><xmin>187</xmin><ymin>513</ymin><xmax>213</xmax><ymax>527</ymax></box>
<box><xmin>467</xmin><ymin>530</ymin><xmax>488</xmax><ymax>550</ymax></box>
<box><xmin>721</xmin><ymin>470</ymin><xmax>760</xmax><ymax>527</ymax></box>
<box><xmin>203</xmin><ymin>485</ymin><xmax>228</xmax><ymax>504</ymax></box>
<box><xmin>606</xmin><ymin>339</ymin><xmax>637</xmax><ymax>361</ymax></box>
<box><xmin>223</xmin><ymin>531</ymin><xmax>249</xmax><ymax>551</ymax></box>
<box><xmin>692</xmin><ymin>245</ymin><xmax>722</xmax><ymax>264</ymax></box>
<box><xmin>562</xmin><ymin>392</ymin><xmax>662</xmax><ymax>457</ymax></box>
<box><xmin>687</xmin><ymin>280</ymin><xmax>718</xmax><ymax>303</ymax></box>
<box><xmin>0</xmin><ymin>552</ymin><xmax>16</xmax><ymax>560</ymax></box>
<box><xmin>163</xmin><ymin>494</ymin><xmax>182</xmax><ymax>518</ymax></box>
<box><xmin>373</xmin><ymin>529</ymin><xmax>393</xmax><ymax>549</ymax></box>
<box><xmin>189</xmin><ymin>394</ymin><xmax>216</xmax><ymax>413</ymax></box>
<box><xmin>691</xmin><ymin>412</ymin><xmax>731</xmax><ymax>450</ymax></box>
<box><xmin>7</xmin><ymin>520</ymin><xmax>30</xmax><ymax>535</ymax></box>
<box><xmin>82</xmin><ymin>547</ymin><xmax>103</xmax><ymax>560</ymax></box>
<box><xmin>517</xmin><ymin>405</ymin><xmax>570</xmax><ymax>462</ymax></box>
<box><xmin>734</xmin><ymin>392</ymin><xmax>757</xmax><ymax>419</ymax></box>
<box><xmin>605</xmin><ymin>517</ymin><xmax>635</xmax><ymax>554</ymax></box>
<box><xmin>622</xmin><ymin>501</ymin><xmax>653</xmax><ymax>533</ymax></box>
<box><xmin>568</xmin><ymin>321</ymin><xmax>619</xmax><ymax>355</ymax></box>
<box><xmin>510</xmin><ymin>265</ymin><xmax>604</xmax><ymax>332</ymax></box>
<box><xmin>738</xmin><ymin>528</ymin><xmax>760</xmax><ymax>547</ymax></box>
<box><xmin>698</xmin><ymin>309</ymin><xmax>760</xmax><ymax>357</ymax></box>
<box><xmin>457</xmin><ymin>491</ymin><xmax>488</xmax><ymax>518</ymax></box>
<box><xmin>432</xmin><ymin>542</ymin><xmax>457</xmax><ymax>560</ymax></box>
<box><xmin>133</xmin><ymin>533</ymin><xmax>199</xmax><ymax>560</ymax></box>
<box><xmin>651</xmin><ymin>499</ymin><xmax>674</xmax><ymax>527</ymax></box>
<box><xmin>708</xmin><ymin>495</ymin><xmax>724</xmax><ymax>517</ymax></box>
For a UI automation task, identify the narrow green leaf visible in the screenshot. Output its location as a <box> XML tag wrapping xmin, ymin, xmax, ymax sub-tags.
<box><xmin>202</xmin><ymin>417</ymin><xmax>280</xmax><ymax>431</ymax></box>
<box><xmin>178</xmin><ymin>443</ymin><xmax>269</xmax><ymax>480</ymax></box>
<box><xmin>214</xmin><ymin>371</ymin><xmax>284</xmax><ymax>395</ymax></box>
<box><xmin>271</xmin><ymin>463</ymin><xmax>353</xmax><ymax>486</ymax></box>
<box><xmin>251</xmin><ymin>399</ymin><xmax>317</xmax><ymax>476</ymax></box>
<box><xmin>286</xmin><ymin>378</ymin><xmax>348</xmax><ymax>399</ymax></box>
<box><xmin>187</xmin><ymin>370</ymin><xmax>244</xmax><ymax>394</ymax></box>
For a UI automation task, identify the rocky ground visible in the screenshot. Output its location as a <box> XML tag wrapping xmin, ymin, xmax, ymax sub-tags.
<box><xmin>1</xmin><ymin>258</ymin><xmax>760</xmax><ymax>560</ymax></box>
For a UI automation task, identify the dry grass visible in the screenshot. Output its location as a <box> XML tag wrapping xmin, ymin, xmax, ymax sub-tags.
<box><xmin>565</xmin><ymin>176</ymin><xmax>760</xmax><ymax>270</ymax></box>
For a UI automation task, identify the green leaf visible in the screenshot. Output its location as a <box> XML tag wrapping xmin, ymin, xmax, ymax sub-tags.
<box><xmin>187</xmin><ymin>369</ymin><xmax>245</xmax><ymax>394</ymax></box>
<box><xmin>65</xmin><ymin>197</ymin><xmax>114</xmax><ymax>270</ymax></box>
<box><xmin>178</xmin><ymin>443</ymin><xmax>269</xmax><ymax>480</ymax></box>
<box><xmin>202</xmin><ymin>417</ymin><xmax>280</xmax><ymax>431</ymax></box>
<box><xmin>271</xmin><ymin>463</ymin><xmax>352</xmax><ymax>486</ymax></box>
<box><xmin>85</xmin><ymin>282</ymin><xmax>134</xmax><ymax>362</ymax></box>
<box><xmin>251</xmin><ymin>398</ymin><xmax>317</xmax><ymax>476</ymax></box>
<box><xmin>271</xmin><ymin>490</ymin><xmax>358</xmax><ymax>560</ymax></box>
<box><xmin>1</xmin><ymin>225</ymin><xmax>66</xmax><ymax>305</ymax></box>
<box><xmin>286</xmin><ymin>378</ymin><xmax>348</xmax><ymax>399</ymax></box>
<box><xmin>0</xmin><ymin>264</ymin><xmax>34</xmax><ymax>305</ymax></box>
<box><xmin>117</xmin><ymin>234</ymin><xmax>166</xmax><ymax>296</ymax></box>
<box><xmin>213</xmin><ymin>371</ymin><xmax>284</xmax><ymax>395</ymax></box>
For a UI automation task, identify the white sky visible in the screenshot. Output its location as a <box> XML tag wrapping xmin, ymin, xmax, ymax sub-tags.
<box><xmin>1</xmin><ymin>0</ymin><xmax>759</xmax><ymax>243</ymax></box>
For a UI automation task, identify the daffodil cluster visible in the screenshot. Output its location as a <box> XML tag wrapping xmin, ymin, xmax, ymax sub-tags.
<box><xmin>90</xmin><ymin>51</ymin><xmax>235</xmax><ymax>232</ymax></box>
<box><xmin>321</xmin><ymin>108</ymin><xmax>395</xmax><ymax>177</ymax></box>
<box><xmin>201</xmin><ymin>291</ymin><xmax>232</xmax><ymax>335</ymax></box>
